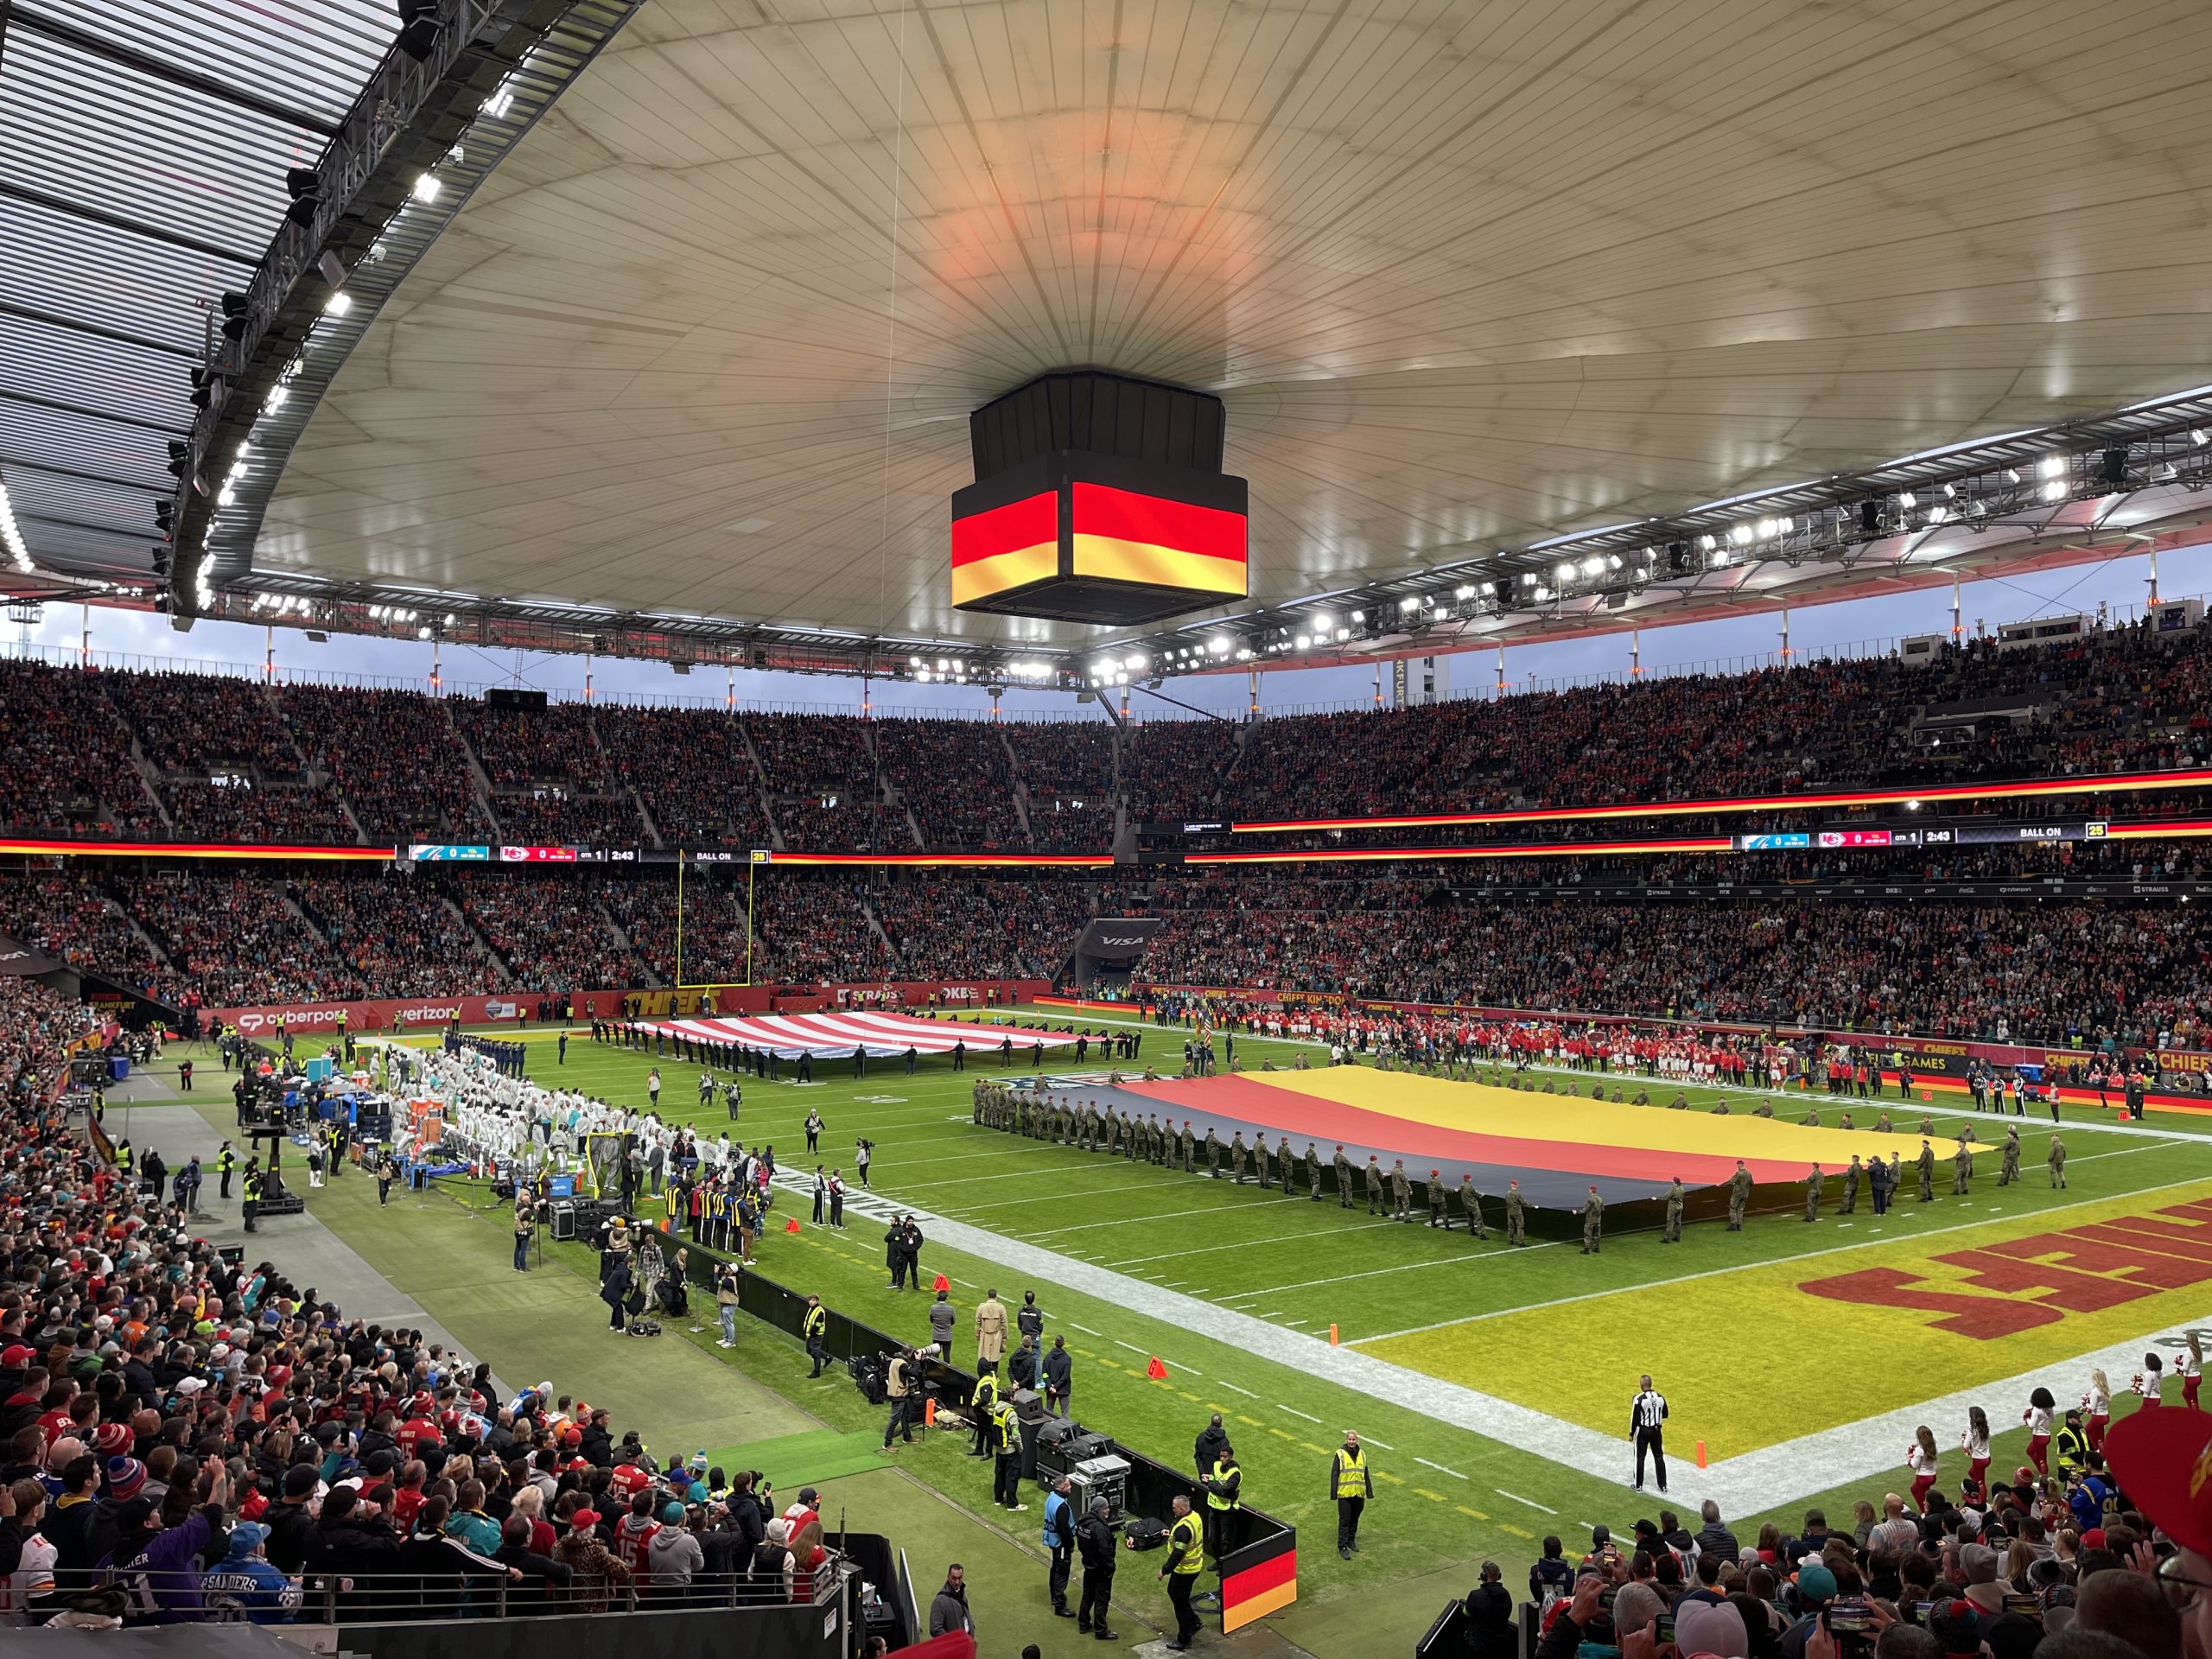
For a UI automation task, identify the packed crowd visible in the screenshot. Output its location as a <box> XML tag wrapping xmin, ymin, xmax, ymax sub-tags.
<box><xmin>0</xmin><ymin>1001</ymin><xmax>843</xmax><ymax>1629</ymax></box>
<box><xmin>873</xmin><ymin>717</ymin><xmax>1027</xmax><ymax>849</ymax></box>
<box><xmin>444</xmin><ymin>875</ymin><xmax>638</xmax><ymax>995</ymax></box>
<box><xmin>594</xmin><ymin>708</ymin><xmax>769</xmax><ymax>849</ymax></box>
<box><xmin>1508</xmin><ymin>1397</ymin><xmax>2210</xmax><ymax>1659</ymax></box>
<box><xmin>283</xmin><ymin>686</ymin><xmax>490</xmax><ymax>843</ymax></box>
<box><xmin>105</xmin><ymin>671</ymin><xmax>304</xmax><ymax>781</ymax></box>
<box><xmin>6</xmin><ymin>619</ymin><xmax>2209</xmax><ymax>855</ymax></box>
<box><xmin>4</xmin><ymin>857</ymin><xmax>2209</xmax><ymax>1048</ymax></box>
<box><xmin>105</xmin><ymin>874</ymin><xmax>357</xmax><ymax>1009</ymax></box>
<box><xmin>290</xmin><ymin>875</ymin><xmax>490</xmax><ymax>1001</ymax></box>
<box><xmin>0</xmin><ymin>664</ymin><xmax>162</xmax><ymax>838</ymax></box>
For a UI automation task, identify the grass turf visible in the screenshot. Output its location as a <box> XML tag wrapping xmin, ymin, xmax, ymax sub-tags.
<box><xmin>235</xmin><ymin>1012</ymin><xmax>2212</xmax><ymax>1653</ymax></box>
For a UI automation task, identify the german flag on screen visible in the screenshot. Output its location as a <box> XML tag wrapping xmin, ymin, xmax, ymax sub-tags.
<box><xmin>1069</xmin><ymin>481</ymin><xmax>1247</xmax><ymax>598</ymax></box>
<box><xmin>1219</xmin><ymin>1534</ymin><xmax>1297</xmax><ymax>1631</ymax></box>
<box><xmin>951</xmin><ymin>490</ymin><xmax>1059</xmax><ymax>607</ymax></box>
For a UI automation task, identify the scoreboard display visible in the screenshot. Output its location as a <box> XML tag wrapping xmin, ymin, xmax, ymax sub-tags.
<box><xmin>951</xmin><ymin>449</ymin><xmax>1249</xmax><ymax>625</ymax></box>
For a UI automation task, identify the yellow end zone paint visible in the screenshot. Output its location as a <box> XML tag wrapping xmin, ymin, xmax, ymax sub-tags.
<box><xmin>1359</xmin><ymin>1179</ymin><xmax>2212</xmax><ymax>1458</ymax></box>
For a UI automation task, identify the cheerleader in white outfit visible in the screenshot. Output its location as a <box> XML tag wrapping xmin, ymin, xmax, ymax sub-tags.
<box><xmin>1907</xmin><ymin>1424</ymin><xmax>1941</xmax><ymax>1511</ymax></box>
<box><xmin>2023</xmin><ymin>1386</ymin><xmax>2055</xmax><ymax>1476</ymax></box>
<box><xmin>1960</xmin><ymin>1407</ymin><xmax>1991</xmax><ymax>1500</ymax></box>
<box><xmin>2181</xmin><ymin>1335</ymin><xmax>2203</xmax><ymax>1409</ymax></box>
<box><xmin>2084</xmin><ymin>1369</ymin><xmax>2112</xmax><ymax>1452</ymax></box>
<box><xmin>2134</xmin><ymin>1352</ymin><xmax>2167</xmax><ymax>1409</ymax></box>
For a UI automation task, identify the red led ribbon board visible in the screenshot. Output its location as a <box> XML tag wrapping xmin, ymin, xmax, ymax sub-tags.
<box><xmin>950</xmin><ymin>450</ymin><xmax>1249</xmax><ymax>624</ymax></box>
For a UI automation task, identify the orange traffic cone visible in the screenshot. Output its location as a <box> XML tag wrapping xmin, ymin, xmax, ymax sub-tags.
<box><xmin>1921</xmin><ymin>1090</ymin><xmax>1932</xmax><ymax>1102</ymax></box>
<box><xmin>1146</xmin><ymin>1357</ymin><xmax>1167</xmax><ymax>1381</ymax></box>
<box><xmin>784</xmin><ymin>1217</ymin><xmax>800</xmax><ymax>1233</ymax></box>
<box><xmin>932</xmin><ymin>1273</ymin><xmax>950</xmax><ymax>1293</ymax></box>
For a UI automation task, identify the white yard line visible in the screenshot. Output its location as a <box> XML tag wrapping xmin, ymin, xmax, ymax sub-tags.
<box><xmin>1218</xmin><ymin>1381</ymin><xmax>1260</xmax><ymax>1399</ymax></box>
<box><xmin>1497</xmin><ymin>1490</ymin><xmax>1558</xmax><ymax>1514</ymax></box>
<box><xmin>1069</xmin><ymin>1322</ymin><xmax>1102</xmax><ymax>1337</ymax></box>
<box><xmin>1280</xmin><ymin>1405</ymin><xmax>1323</xmax><ymax>1423</ymax></box>
<box><xmin>1114</xmin><ymin>1339</ymin><xmax>1150</xmax><ymax>1356</ymax></box>
<box><xmin>1416</xmin><ymin>1457</ymin><xmax>1469</xmax><ymax>1479</ymax></box>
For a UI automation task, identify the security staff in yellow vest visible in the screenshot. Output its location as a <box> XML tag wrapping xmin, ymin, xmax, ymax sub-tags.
<box><xmin>969</xmin><ymin>1368</ymin><xmax>1001</xmax><ymax>1459</ymax></box>
<box><xmin>802</xmin><ymin>1294</ymin><xmax>829</xmax><ymax>1378</ymax></box>
<box><xmin>241</xmin><ymin>1166</ymin><xmax>262</xmax><ymax>1234</ymax></box>
<box><xmin>1331</xmin><ymin>1429</ymin><xmax>1373</xmax><ymax>1558</ymax></box>
<box><xmin>115</xmin><ymin>1138</ymin><xmax>134</xmax><ymax>1180</ymax></box>
<box><xmin>989</xmin><ymin>1397</ymin><xmax>1027</xmax><ymax>1512</ymax></box>
<box><xmin>1203</xmin><ymin>1446</ymin><xmax>1242</xmax><ymax>1561</ymax></box>
<box><xmin>1158</xmin><ymin>1494</ymin><xmax>1205</xmax><ymax>1652</ymax></box>
<box><xmin>216</xmin><ymin>1141</ymin><xmax>237</xmax><ymax>1200</ymax></box>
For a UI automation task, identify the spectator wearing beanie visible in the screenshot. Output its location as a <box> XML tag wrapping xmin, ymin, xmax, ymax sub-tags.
<box><xmin>1780</xmin><ymin>1560</ymin><xmax>1838</xmax><ymax>1659</ymax></box>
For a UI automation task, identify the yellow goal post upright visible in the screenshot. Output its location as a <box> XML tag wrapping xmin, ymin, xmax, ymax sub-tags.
<box><xmin>669</xmin><ymin>849</ymin><xmax>768</xmax><ymax>1012</ymax></box>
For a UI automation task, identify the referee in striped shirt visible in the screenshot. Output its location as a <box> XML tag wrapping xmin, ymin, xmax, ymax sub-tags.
<box><xmin>1631</xmin><ymin>1375</ymin><xmax>1669</xmax><ymax>1493</ymax></box>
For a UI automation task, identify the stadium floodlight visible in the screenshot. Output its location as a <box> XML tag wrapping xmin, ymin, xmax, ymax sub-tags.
<box><xmin>1349</xmin><ymin>608</ymin><xmax>1366</xmax><ymax>624</ymax></box>
<box><xmin>1606</xmin><ymin>553</ymin><xmax>1624</xmax><ymax>570</ymax></box>
<box><xmin>1124</xmin><ymin>652</ymin><xmax>1147</xmax><ymax>671</ymax></box>
<box><xmin>1942</xmin><ymin>482</ymin><xmax>1957</xmax><ymax>499</ymax></box>
<box><xmin>1554</xmin><ymin>560</ymin><xmax>1574</xmax><ymax>581</ymax></box>
<box><xmin>2193</xmin><ymin>429</ymin><xmax>2209</xmax><ymax>447</ymax></box>
<box><xmin>1210</xmin><ymin>635</ymin><xmax>1231</xmax><ymax>655</ymax></box>
<box><xmin>1401</xmin><ymin>594</ymin><xmax>1421</xmax><ymax>613</ymax></box>
<box><xmin>1728</xmin><ymin>524</ymin><xmax>1754</xmax><ymax>546</ymax></box>
<box><xmin>2038</xmin><ymin>455</ymin><xmax>2067</xmax><ymax>480</ymax></box>
<box><xmin>1309</xmin><ymin>615</ymin><xmax>1332</xmax><ymax>635</ymax></box>
<box><xmin>1453</xmin><ymin>585</ymin><xmax>1475</xmax><ymax>600</ymax></box>
<box><xmin>935</xmin><ymin>658</ymin><xmax>950</xmax><ymax>671</ymax></box>
<box><xmin>1236</xmin><ymin>647</ymin><xmax>1252</xmax><ymax>660</ymax></box>
<box><xmin>1294</xmin><ymin>633</ymin><xmax>1311</xmax><ymax>650</ymax></box>
<box><xmin>1697</xmin><ymin>534</ymin><xmax>1718</xmax><ymax>552</ymax></box>
<box><xmin>1336</xmin><ymin>626</ymin><xmax>1350</xmax><ymax>640</ymax></box>
<box><xmin>1924</xmin><ymin>505</ymin><xmax>1948</xmax><ymax>524</ymax></box>
<box><xmin>1519</xmin><ymin>572</ymin><xmax>1538</xmax><ymax>586</ymax></box>
<box><xmin>2003</xmin><ymin>467</ymin><xmax>2022</xmax><ymax>484</ymax></box>
<box><xmin>323</xmin><ymin>292</ymin><xmax>352</xmax><ymax>317</ymax></box>
<box><xmin>1580</xmin><ymin>555</ymin><xmax>1605</xmax><ymax>577</ymax></box>
<box><xmin>411</xmin><ymin>172</ymin><xmax>442</xmax><ymax>202</ymax></box>
<box><xmin>2041</xmin><ymin>480</ymin><xmax>2068</xmax><ymax>502</ymax></box>
<box><xmin>1895</xmin><ymin>492</ymin><xmax>1916</xmax><ymax>510</ymax></box>
<box><xmin>1755</xmin><ymin>518</ymin><xmax>1777</xmax><ymax>539</ymax></box>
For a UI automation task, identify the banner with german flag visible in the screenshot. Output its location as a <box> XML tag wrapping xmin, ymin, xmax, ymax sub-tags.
<box><xmin>1068</xmin><ymin>481</ymin><xmax>1247</xmax><ymax>597</ymax></box>
<box><xmin>1217</xmin><ymin>1528</ymin><xmax>1298</xmax><ymax>1632</ymax></box>
<box><xmin>950</xmin><ymin>489</ymin><xmax>1059</xmax><ymax>608</ymax></box>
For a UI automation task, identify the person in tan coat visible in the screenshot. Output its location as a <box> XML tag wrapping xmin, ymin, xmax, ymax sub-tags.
<box><xmin>975</xmin><ymin>1287</ymin><xmax>1009</xmax><ymax>1376</ymax></box>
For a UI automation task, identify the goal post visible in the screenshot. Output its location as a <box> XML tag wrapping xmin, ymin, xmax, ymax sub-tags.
<box><xmin>672</xmin><ymin>848</ymin><xmax>766</xmax><ymax>995</ymax></box>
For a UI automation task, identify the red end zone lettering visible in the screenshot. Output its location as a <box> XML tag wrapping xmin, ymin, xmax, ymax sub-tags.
<box><xmin>1798</xmin><ymin>1198</ymin><xmax>2212</xmax><ymax>1339</ymax></box>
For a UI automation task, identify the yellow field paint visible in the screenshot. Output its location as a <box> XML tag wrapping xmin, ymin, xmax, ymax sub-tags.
<box><xmin>1239</xmin><ymin>1069</ymin><xmax>1986</xmax><ymax>1174</ymax></box>
<box><xmin>1414</xmin><ymin>1488</ymin><xmax>1446</xmax><ymax>1502</ymax></box>
<box><xmin>1456</xmin><ymin>1506</ymin><xmax>1491</xmax><ymax>1521</ymax></box>
<box><xmin>1360</xmin><ymin>1181</ymin><xmax>2212</xmax><ymax>1458</ymax></box>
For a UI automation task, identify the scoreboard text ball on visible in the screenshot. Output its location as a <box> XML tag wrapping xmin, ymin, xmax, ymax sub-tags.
<box><xmin>951</xmin><ymin>370</ymin><xmax>1249</xmax><ymax>626</ymax></box>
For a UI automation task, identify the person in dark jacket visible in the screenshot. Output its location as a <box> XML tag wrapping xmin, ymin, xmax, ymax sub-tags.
<box><xmin>42</xmin><ymin>1454</ymin><xmax>101</xmax><ymax>1582</ymax></box>
<box><xmin>1076</xmin><ymin>1497</ymin><xmax>1118</xmax><ymax>1640</ymax></box>
<box><xmin>494</xmin><ymin>1514</ymin><xmax>573</xmax><ymax>1613</ymax></box>
<box><xmin>928</xmin><ymin>1563</ymin><xmax>975</xmax><ymax>1641</ymax></box>
<box><xmin>601</xmin><ymin>1258</ymin><xmax>633</xmax><ymax>1332</ymax></box>
<box><xmin>1042</xmin><ymin>1337</ymin><xmax>1072</xmax><ymax>1414</ymax></box>
<box><xmin>1528</xmin><ymin>1535</ymin><xmax>1574</xmax><ymax>1605</ymax></box>
<box><xmin>576</xmin><ymin>1409</ymin><xmax>613</xmax><ymax>1469</ymax></box>
<box><xmin>1694</xmin><ymin>1499</ymin><xmax>1741</xmax><ymax>1564</ymax></box>
<box><xmin>263</xmin><ymin>1466</ymin><xmax>323</xmax><ymax>1576</ymax></box>
<box><xmin>1465</xmin><ymin>1561</ymin><xmax>1517</xmax><ymax>1659</ymax></box>
<box><xmin>1194</xmin><ymin>1414</ymin><xmax>1229</xmax><ymax>1480</ymax></box>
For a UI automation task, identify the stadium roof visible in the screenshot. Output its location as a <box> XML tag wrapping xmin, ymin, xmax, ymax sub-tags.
<box><xmin>14</xmin><ymin>2</ymin><xmax>2212</xmax><ymax>677</ymax></box>
<box><xmin>0</xmin><ymin>0</ymin><xmax>401</xmax><ymax>582</ymax></box>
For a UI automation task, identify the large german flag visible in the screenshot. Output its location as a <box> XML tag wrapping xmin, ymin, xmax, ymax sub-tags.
<box><xmin>950</xmin><ymin>490</ymin><xmax>1059</xmax><ymax>607</ymax></box>
<box><xmin>1069</xmin><ymin>481</ymin><xmax>1247</xmax><ymax>598</ymax></box>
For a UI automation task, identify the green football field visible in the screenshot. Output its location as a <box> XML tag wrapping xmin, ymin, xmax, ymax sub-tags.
<box><xmin>270</xmin><ymin>1012</ymin><xmax>2212</xmax><ymax>1654</ymax></box>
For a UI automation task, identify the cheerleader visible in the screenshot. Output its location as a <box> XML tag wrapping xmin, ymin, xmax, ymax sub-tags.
<box><xmin>1907</xmin><ymin>1425</ymin><xmax>1941</xmax><ymax>1510</ymax></box>
<box><xmin>2135</xmin><ymin>1352</ymin><xmax>2166</xmax><ymax>1408</ymax></box>
<box><xmin>2084</xmin><ymin>1369</ymin><xmax>2112</xmax><ymax>1452</ymax></box>
<box><xmin>1960</xmin><ymin>1407</ymin><xmax>1992</xmax><ymax>1501</ymax></box>
<box><xmin>2024</xmin><ymin>1386</ymin><xmax>2056</xmax><ymax>1475</ymax></box>
<box><xmin>2181</xmin><ymin>1335</ymin><xmax>2203</xmax><ymax>1408</ymax></box>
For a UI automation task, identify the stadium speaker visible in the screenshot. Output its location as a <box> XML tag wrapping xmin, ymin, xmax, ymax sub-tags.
<box><xmin>1859</xmin><ymin>500</ymin><xmax>1882</xmax><ymax>537</ymax></box>
<box><xmin>486</xmin><ymin>687</ymin><xmax>549</xmax><ymax>712</ymax></box>
<box><xmin>2101</xmin><ymin>448</ymin><xmax>2130</xmax><ymax>486</ymax></box>
<box><xmin>396</xmin><ymin>0</ymin><xmax>444</xmax><ymax>62</ymax></box>
<box><xmin>1666</xmin><ymin>541</ymin><xmax>1688</xmax><ymax>574</ymax></box>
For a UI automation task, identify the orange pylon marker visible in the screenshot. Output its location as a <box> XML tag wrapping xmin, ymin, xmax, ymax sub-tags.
<box><xmin>1146</xmin><ymin>1357</ymin><xmax>1167</xmax><ymax>1381</ymax></box>
<box><xmin>784</xmin><ymin>1217</ymin><xmax>800</xmax><ymax>1234</ymax></box>
<box><xmin>1696</xmin><ymin>1440</ymin><xmax>1708</xmax><ymax>1469</ymax></box>
<box><xmin>1329</xmin><ymin>1324</ymin><xmax>1340</xmax><ymax>1346</ymax></box>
